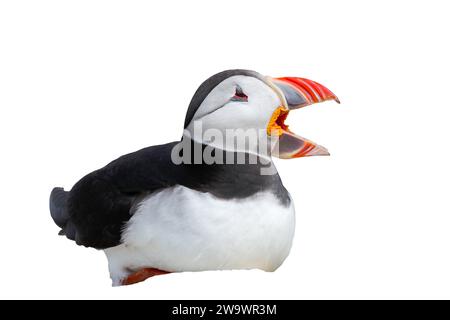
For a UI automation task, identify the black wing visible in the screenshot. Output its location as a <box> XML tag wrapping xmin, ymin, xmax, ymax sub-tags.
<box><xmin>50</xmin><ymin>142</ymin><xmax>180</xmax><ymax>249</ymax></box>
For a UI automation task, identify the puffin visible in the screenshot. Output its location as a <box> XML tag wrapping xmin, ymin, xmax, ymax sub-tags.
<box><xmin>50</xmin><ymin>69</ymin><xmax>339</xmax><ymax>286</ymax></box>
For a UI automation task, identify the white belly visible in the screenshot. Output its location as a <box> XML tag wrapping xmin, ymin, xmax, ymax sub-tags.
<box><xmin>104</xmin><ymin>185</ymin><xmax>295</xmax><ymax>284</ymax></box>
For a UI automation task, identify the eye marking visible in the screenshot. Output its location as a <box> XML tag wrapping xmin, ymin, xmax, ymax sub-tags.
<box><xmin>231</xmin><ymin>85</ymin><xmax>248</xmax><ymax>102</ymax></box>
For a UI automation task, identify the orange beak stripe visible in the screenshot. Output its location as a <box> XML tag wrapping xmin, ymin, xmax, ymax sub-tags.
<box><xmin>275</xmin><ymin>77</ymin><xmax>340</xmax><ymax>107</ymax></box>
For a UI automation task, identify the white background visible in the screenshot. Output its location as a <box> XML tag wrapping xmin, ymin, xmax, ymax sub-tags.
<box><xmin>1</xmin><ymin>0</ymin><xmax>449</xmax><ymax>299</ymax></box>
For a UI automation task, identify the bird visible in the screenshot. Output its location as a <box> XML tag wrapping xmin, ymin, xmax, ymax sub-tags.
<box><xmin>50</xmin><ymin>69</ymin><xmax>339</xmax><ymax>286</ymax></box>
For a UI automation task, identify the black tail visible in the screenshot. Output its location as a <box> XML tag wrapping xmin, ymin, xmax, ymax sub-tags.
<box><xmin>50</xmin><ymin>187</ymin><xmax>69</xmax><ymax>228</ymax></box>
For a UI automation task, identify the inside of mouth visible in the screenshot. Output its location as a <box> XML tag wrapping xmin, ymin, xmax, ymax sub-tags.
<box><xmin>267</xmin><ymin>107</ymin><xmax>290</xmax><ymax>135</ymax></box>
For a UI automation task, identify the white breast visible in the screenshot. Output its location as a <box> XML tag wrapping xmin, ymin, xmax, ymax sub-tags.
<box><xmin>105</xmin><ymin>185</ymin><xmax>295</xmax><ymax>284</ymax></box>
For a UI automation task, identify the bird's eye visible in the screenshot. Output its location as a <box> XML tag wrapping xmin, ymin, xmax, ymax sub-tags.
<box><xmin>232</xmin><ymin>86</ymin><xmax>248</xmax><ymax>102</ymax></box>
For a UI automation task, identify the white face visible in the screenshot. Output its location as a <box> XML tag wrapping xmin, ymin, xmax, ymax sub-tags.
<box><xmin>185</xmin><ymin>75</ymin><xmax>283</xmax><ymax>155</ymax></box>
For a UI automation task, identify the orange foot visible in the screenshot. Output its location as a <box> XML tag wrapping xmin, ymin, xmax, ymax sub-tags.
<box><xmin>121</xmin><ymin>268</ymin><xmax>170</xmax><ymax>286</ymax></box>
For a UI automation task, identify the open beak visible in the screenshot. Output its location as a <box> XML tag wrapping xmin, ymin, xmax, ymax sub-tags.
<box><xmin>266</xmin><ymin>76</ymin><xmax>339</xmax><ymax>159</ymax></box>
